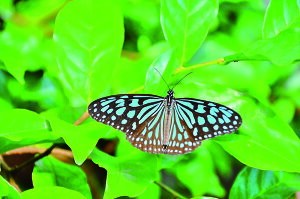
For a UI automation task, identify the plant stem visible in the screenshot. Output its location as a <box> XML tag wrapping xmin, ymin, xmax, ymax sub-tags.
<box><xmin>74</xmin><ymin>111</ymin><xmax>90</xmax><ymax>126</ymax></box>
<box><xmin>154</xmin><ymin>181</ymin><xmax>187</xmax><ymax>199</ymax></box>
<box><xmin>9</xmin><ymin>144</ymin><xmax>58</xmax><ymax>175</ymax></box>
<box><xmin>174</xmin><ymin>58</ymin><xmax>225</xmax><ymax>74</ymax></box>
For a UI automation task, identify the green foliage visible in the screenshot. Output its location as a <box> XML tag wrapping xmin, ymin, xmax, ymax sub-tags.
<box><xmin>229</xmin><ymin>167</ymin><xmax>300</xmax><ymax>199</ymax></box>
<box><xmin>32</xmin><ymin>156</ymin><xmax>92</xmax><ymax>198</ymax></box>
<box><xmin>0</xmin><ymin>0</ymin><xmax>300</xmax><ymax>198</ymax></box>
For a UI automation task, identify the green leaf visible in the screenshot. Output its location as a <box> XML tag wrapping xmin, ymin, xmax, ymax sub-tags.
<box><xmin>54</xmin><ymin>0</ymin><xmax>124</xmax><ymax>105</ymax></box>
<box><xmin>263</xmin><ymin>0</ymin><xmax>300</xmax><ymax>39</ymax></box>
<box><xmin>32</xmin><ymin>156</ymin><xmax>92</xmax><ymax>199</ymax></box>
<box><xmin>42</xmin><ymin>110</ymin><xmax>108</xmax><ymax>165</ymax></box>
<box><xmin>229</xmin><ymin>167</ymin><xmax>300</xmax><ymax>199</ymax></box>
<box><xmin>173</xmin><ymin>142</ymin><xmax>225</xmax><ymax>197</ymax></box>
<box><xmin>145</xmin><ymin>49</ymin><xmax>181</xmax><ymax>95</ymax></box>
<box><xmin>0</xmin><ymin>109</ymin><xmax>58</xmax><ymax>153</ymax></box>
<box><xmin>176</xmin><ymin>82</ymin><xmax>300</xmax><ymax>173</ymax></box>
<box><xmin>90</xmin><ymin>149</ymin><xmax>159</xmax><ymax>199</ymax></box>
<box><xmin>225</xmin><ymin>19</ymin><xmax>300</xmax><ymax>66</ymax></box>
<box><xmin>161</xmin><ymin>0</ymin><xmax>218</xmax><ymax>64</ymax></box>
<box><xmin>21</xmin><ymin>186</ymin><xmax>87</xmax><ymax>199</ymax></box>
<box><xmin>0</xmin><ymin>176</ymin><xmax>20</xmax><ymax>199</ymax></box>
<box><xmin>0</xmin><ymin>23</ymin><xmax>45</xmax><ymax>84</ymax></box>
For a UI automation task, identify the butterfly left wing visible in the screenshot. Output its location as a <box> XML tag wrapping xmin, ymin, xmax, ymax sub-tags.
<box><xmin>164</xmin><ymin>98</ymin><xmax>242</xmax><ymax>154</ymax></box>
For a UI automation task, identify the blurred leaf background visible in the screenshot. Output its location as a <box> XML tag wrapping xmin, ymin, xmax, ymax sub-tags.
<box><xmin>0</xmin><ymin>0</ymin><xmax>300</xmax><ymax>198</ymax></box>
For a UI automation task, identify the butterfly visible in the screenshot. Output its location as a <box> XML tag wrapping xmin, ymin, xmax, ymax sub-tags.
<box><xmin>88</xmin><ymin>88</ymin><xmax>242</xmax><ymax>155</ymax></box>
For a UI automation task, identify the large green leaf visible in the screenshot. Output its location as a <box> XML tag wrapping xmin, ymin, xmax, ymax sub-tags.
<box><xmin>0</xmin><ymin>109</ymin><xmax>58</xmax><ymax>153</ymax></box>
<box><xmin>173</xmin><ymin>142</ymin><xmax>225</xmax><ymax>197</ymax></box>
<box><xmin>0</xmin><ymin>176</ymin><xmax>20</xmax><ymax>199</ymax></box>
<box><xmin>90</xmin><ymin>149</ymin><xmax>159</xmax><ymax>199</ymax></box>
<box><xmin>176</xmin><ymin>82</ymin><xmax>300</xmax><ymax>173</ymax></box>
<box><xmin>42</xmin><ymin>110</ymin><xmax>110</xmax><ymax>165</ymax></box>
<box><xmin>224</xmin><ymin>6</ymin><xmax>300</xmax><ymax>66</ymax></box>
<box><xmin>145</xmin><ymin>49</ymin><xmax>181</xmax><ymax>95</ymax></box>
<box><xmin>229</xmin><ymin>167</ymin><xmax>300</xmax><ymax>199</ymax></box>
<box><xmin>0</xmin><ymin>23</ymin><xmax>47</xmax><ymax>84</ymax></box>
<box><xmin>161</xmin><ymin>0</ymin><xmax>218</xmax><ymax>64</ymax></box>
<box><xmin>21</xmin><ymin>186</ymin><xmax>87</xmax><ymax>199</ymax></box>
<box><xmin>263</xmin><ymin>0</ymin><xmax>300</xmax><ymax>39</ymax></box>
<box><xmin>32</xmin><ymin>156</ymin><xmax>92</xmax><ymax>199</ymax></box>
<box><xmin>54</xmin><ymin>0</ymin><xmax>124</xmax><ymax>105</ymax></box>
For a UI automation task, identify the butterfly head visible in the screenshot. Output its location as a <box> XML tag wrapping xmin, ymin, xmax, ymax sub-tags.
<box><xmin>167</xmin><ymin>89</ymin><xmax>174</xmax><ymax>97</ymax></box>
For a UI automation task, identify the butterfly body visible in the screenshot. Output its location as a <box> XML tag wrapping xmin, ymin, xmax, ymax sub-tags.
<box><xmin>88</xmin><ymin>90</ymin><xmax>242</xmax><ymax>155</ymax></box>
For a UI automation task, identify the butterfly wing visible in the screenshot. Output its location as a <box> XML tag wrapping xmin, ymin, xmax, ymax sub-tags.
<box><xmin>88</xmin><ymin>94</ymin><xmax>169</xmax><ymax>154</ymax></box>
<box><xmin>164</xmin><ymin>98</ymin><xmax>242</xmax><ymax>155</ymax></box>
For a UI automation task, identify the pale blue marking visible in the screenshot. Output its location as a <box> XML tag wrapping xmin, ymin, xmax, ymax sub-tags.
<box><xmin>155</xmin><ymin>126</ymin><xmax>159</xmax><ymax>138</ymax></box>
<box><xmin>198</xmin><ymin>116</ymin><xmax>205</xmax><ymax>125</ymax></box>
<box><xmin>213</xmin><ymin>125</ymin><xmax>219</xmax><ymax>130</ymax></box>
<box><xmin>139</xmin><ymin>104</ymin><xmax>162</xmax><ymax>124</ymax></box>
<box><xmin>172</xmin><ymin>126</ymin><xmax>177</xmax><ymax>139</ymax></box>
<box><xmin>228</xmin><ymin>110</ymin><xmax>234</xmax><ymax>114</ymax></box>
<box><xmin>116</xmin><ymin>107</ymin><xmax>126</xmax><ymax>116</ymax></box>
<box><xmin>181</xmin><ymin>99</ymin><xmax>204</xmax><ymax>104</ymax></box>
<box><xmin>115</xmin><ymin>99</ymin><xmax>124</xmax><ymax>104</ymax></box>
<box><xmin>178</xmin><ymin>101</ymin><xmax>194</xmax><ymax>109</ymax></box>
<box><xmin>93</xmin><ymin>108</ymin><xmax>97</xmax><ymax>112</ymax></box>
<box><xmin>178</xmin><ymin>134</ymin><xmax>182</xmax><ymax>141</ymax></box>
<box><xmin>208</xmin><ymin>103</ymin><xmax>216</xmax><ymax>106</ymax></box>
<box><xmin>184</xmin><ymin>131</ymin><xmax>188</xmax><ymax>139</ymax></box>
<box><xmin>120</xmin><ymin>95</ymin><xmax>128</xmax><ymax>98</ymax></box>
<box><xmin>107</xmin><ymin>109</ymin><xmax>113</xmax><ymax>114</ymax></box>
<box><xmin>148</xmin><ymin>131</ymin><xmax>153</xmax><ymax>138</ymax></box>
<box><xmin>111</xmin><ymin>115</ymin><xmax>116</xmax><ymax>120</ymax></box>
<box><xmin>233</xmin><ymin>121</ymin><xmax>237</xmax><ymax>125</ymax></box>
<box><xmin>101</xmin><ymin>99</ymin><xmax>114</xmax><ymax>106</ymax></box>
<box><xmin>121</xmin><ymin>119</ymin><xmax>127</xmax><ymax>124</ymax></box>
<box><xmin>143</xmin><ymin>98</ymin><xmax>162</xmax><ymax>105</ymax></box>
<box><xmin>132</xmin><ymin>122</ymin><xmax>137</xmax><ymax>130</ymax></box>
<box><xmin>220</xmin><ymin>109</ymin><xmax>232</xmax><ymax>117</ymax></box>
<box><xmin>180</xmin><ymin>143</ymin><xmax>184</xmax><ymax>148</ymax></box>
<box><xmin>207</xmin><ymin>115</ymin><xmax>216</xmax><ymax>124</ymax></box>
<box><xmin>129</xmin><ymin>99</ymin><xmax>140</xmax><ymax>107</ymax></box>
<box><xmin>178</xmin><ymin>106</ymin><xmax>193</xmax><ymax>129</ymax></box>
<box><xmin>101</xmin><ymin>105</ymin><xmax>109</xmax><ymax>112</ymax></box>
<box><xmin>210</xmin><ymin>107</ymin><xmax>219</xmax><ymax>117</ymax></box>
<box><xmin>202</xmin><ymin>127</ymin><xmax>209</xmax><ymax>132</ymax></box>
<box><xmin>223</xmin><ymin>115</ymin><xmax>230</xmax><ymax>123</ymax></box>
<box><xmin>174</xmin><ymin>110</ymin><xmax>184</xmax><ymax>132</ymax></box>
<box><xmin>116</xmin><ymin>102</ymin><xmax>125</xmax><ymax>108</ymax></box>
<box><xmin>153</xmin><ymin>139</ymin><xmax>156</xmax><ymax>145</ymax></box>
<box><xmin>148</xmin><ymin>108</ymin><xmax>163</xmax><ymax>129</ymax></box>
<box><xmin>196</xmin><ymin>105</ymin><xmax>206</xmax><ymax>113</ymax></box>
<box><xmin>193</xmin><ymin>128</ymin><xmax>198</xmax><ymax>136</ymax></box>
<box><xmin>218</xmin><ymin>118</ymin><xmax>224</xmax><ymax>124</ymax></box>
<box><xmin>187</xmin><ymin>141</ymin><xmax>192</xmax><ymax>146</ymax></box>
<box><xmin>141</xmin><ymin>128</ymin><xmax>147</xmax><ymax>136</ymax></box>
<box><xmin>127</xmin><ymin>110</ymin><xmax>136</xmax><ymax>118</ymax></box>
<box><xmin>137</xmin><ymin>103</ymin><xmax>158</xmax><ymax>119</ymax></box>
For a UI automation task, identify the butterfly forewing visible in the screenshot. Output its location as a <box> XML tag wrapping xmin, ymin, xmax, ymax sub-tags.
<box><xmin>88</xmin><ymin>94</ymin><xmax>164</xmax><ymax>136</ymax></box>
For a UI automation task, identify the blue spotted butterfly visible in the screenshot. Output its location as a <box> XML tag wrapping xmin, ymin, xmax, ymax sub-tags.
<box><xmin>88</xmin><ymin>89</ymin><xmax>242</xmax><ymax>155</ymax></box>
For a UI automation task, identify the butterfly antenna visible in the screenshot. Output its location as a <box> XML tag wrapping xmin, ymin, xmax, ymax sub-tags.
<box><xmin>154</xmin><ymin>68</ymin><xmax>171</xmax><ymax>90</ymax></box>
<box><xmin>171</xmin><ymin>72</ymin><xmax>193</xmax><ymax>90</ymax></box>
